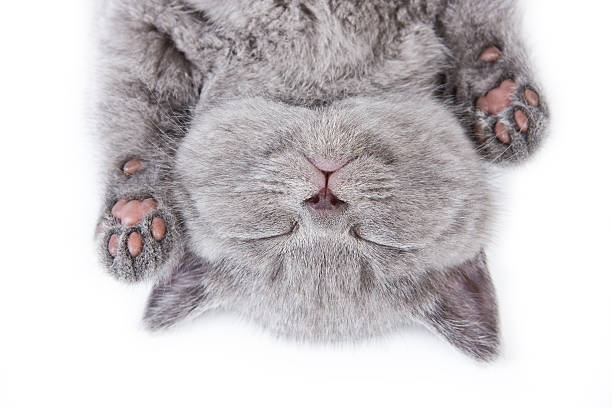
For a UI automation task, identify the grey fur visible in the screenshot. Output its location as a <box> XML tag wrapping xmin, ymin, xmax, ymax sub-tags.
<box><xmin>95</xmin><ymin>0</ymin><xmax>548</xmax><ymax>361</ymax></box>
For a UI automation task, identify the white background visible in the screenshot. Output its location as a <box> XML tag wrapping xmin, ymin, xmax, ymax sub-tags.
<box><xmin>1</xmin><ymin>1</ymin><xmax>610</xmax><ymax>407</ymax></box>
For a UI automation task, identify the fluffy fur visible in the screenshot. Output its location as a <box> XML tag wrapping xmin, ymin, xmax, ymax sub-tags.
<box><xmin>95</xmin><ymin>0</ymin><xmax>548</xmax><ymax>361</ymax></box>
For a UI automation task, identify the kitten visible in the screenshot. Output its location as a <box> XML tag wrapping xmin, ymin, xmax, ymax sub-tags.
<box><xmin>95</xmin><ymin>0</ymin><xmax>548</xmax><ymax>361</ymax></box>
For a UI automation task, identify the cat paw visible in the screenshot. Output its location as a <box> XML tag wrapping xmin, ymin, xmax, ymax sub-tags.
<box><xmin>96</xmin><ymin>159</ymin><xmax>179</xmax><ymax>282</ymax></box>
<box><xmin>107</xmin><ymin>198</ymin><xmax>167</xmax><ymax>257</ymax></box>
<box><xmin>471</xmin><ymin>46</ymin><xmax>548</xmax><ymax>163</ymax></box>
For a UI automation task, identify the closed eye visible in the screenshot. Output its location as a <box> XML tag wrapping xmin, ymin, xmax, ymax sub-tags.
<box><xmin>243</xmin><ymin>222</ymin><xmax>299</xmax><ymax>242</ymax></box>
<box><xmin>350</xmin><ymin>226</ymin><xmax>420</xmax><ymax>254</ymax></box>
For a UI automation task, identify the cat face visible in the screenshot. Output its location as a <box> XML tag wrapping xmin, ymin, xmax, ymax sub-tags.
<box><xmin>176</xmin><ymin>95</ymin><xmax>491</xmax><ymax>279</ymax></box>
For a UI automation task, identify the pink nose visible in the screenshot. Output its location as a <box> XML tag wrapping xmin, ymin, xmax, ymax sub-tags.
<box><xmin>306</xmin><ymin>188</ymin><xmax>343</xmax><ymax>211</ymax></box>
<box><xmin>305</xmin><ymin>156</ymin><xmax>349</xmax><ymax>212</ymax></box>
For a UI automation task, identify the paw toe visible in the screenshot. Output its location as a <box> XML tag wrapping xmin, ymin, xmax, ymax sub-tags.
<box><xmin>151</xmin><ymin>217</ymin><xmax>166</xmax><ymax>241</ymax></box>
<box><xmin>524</xmin><ymin>89</ymin><xmax>540</xmax><ymax>107</ymax></box>
<box><xmin>494</xmin><ymin>122</ymin><xmax>511</xmax><ymax>145</ymax></box>
<box><xmin>128</xmin><ymin>232</ymin><xmax>143</xmax><ymax>257</ymax></box>
<box><xmin>108</xmin><ymin>234</ymin><xmax>119</xmax><ymax>257</ymax></box>
<box><xmin>514</xmin><ymin>110</ymin><xmax>529</xmax><ymax>132</ymax></box>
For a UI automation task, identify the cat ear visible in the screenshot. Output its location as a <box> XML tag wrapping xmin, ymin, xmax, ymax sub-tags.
<box><xmin>143</xmin><ymin>252</ymin><xmax>217</xmax><ymax>330</ymax></box>
<box><xmin>418</xmin><ymin>251</ymin><xmax>500</xmax><ymax>361</ymax></box>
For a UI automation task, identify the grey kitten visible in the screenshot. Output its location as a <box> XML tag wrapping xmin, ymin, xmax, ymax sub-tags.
<box><xmin>95</xmin><ymin>0</ymin><xmax>549</xmax><ymax>361</ymax></box>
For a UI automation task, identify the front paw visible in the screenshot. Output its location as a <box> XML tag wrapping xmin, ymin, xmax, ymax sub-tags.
<box><xmin>474</xmin><ymin>76</ymin><xmax>546</xmax><ymax>162</ymax></box>
<box><xmin>465</xmin><ymin>46</ymin><xmax>549</xmax><ymax>163</ymax></box>
<box><xmin>96</xmin><ymin>158</ymin><xmax>180</xmax><ymax>282</ymax></box>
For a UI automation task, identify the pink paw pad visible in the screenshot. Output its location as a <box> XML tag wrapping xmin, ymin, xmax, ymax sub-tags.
<box><xmin>495</xmin><ymin>122</ymin><xmax>511</xmax><ymax>145</ymax></box>
<box><xmin>108</xmin><ymin>234</ymin><xmax>119</xmax><ymax>257</ymax></box>
<box><xmin>127</xmin><ymin>232</ymin><xmax>143</xmax><ymax>257</ymax></box>
<box><xmin>123</xmin><ymin>159</ymin><xmax>144</xmax><ymax>176</ymax></box>
<box><xmin>514</xmin><ymin>110</ymin><xmax>529</xmax><ymax>132</ymax></box>
<box><xmin>524</xmin><ymin>89</ymin><xmax>540</xmax><ymax>107</ymax></box>
<box><xmin>480</xmin><ymin>46</ymin><xmax>502</xmax><ymax>63</ymax></box>
<box><xmin>476</xmin><ymin>79</ymin><xmax>541</xmax><ymax>142</ymax></box>
<box><xmin>151</xmin><ymin>217</ymin><xmax>166</xmax><ymax>241</ymax></box>
<box><xmin>111</xmin><ymin>198</ymin><xmax>158</xmax><ymax>226</ymax></box>
<box><xmin>477</xmin><ymin>80</ymin><xmax>517</xmax><ymax>115</ymax></box>
<box><xmin>107</xmin><ymin>198</ymin><xmax>167</xmax><ymax>258</ymax></box>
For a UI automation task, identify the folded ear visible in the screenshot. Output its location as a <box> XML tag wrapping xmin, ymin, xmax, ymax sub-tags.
<box><xmin>143</xmin><ymin>252</ymin><xmax>218</xmax><ymax>330</ymax></box>
<box><xmin>418</xmin><ymin>251</ymin><xmax>500</xmax><ymax>361</ymax></box>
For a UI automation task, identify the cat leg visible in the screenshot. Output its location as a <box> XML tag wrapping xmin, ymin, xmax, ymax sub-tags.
<box><xmin>436</xmin><ymin>0</ymin><xmax>549</xmax><ymax>164</ymax></box>
<box><xmin>95</xmin><ymin>1</ymin><xmax>207</xmax><ymax>282</ymax></box>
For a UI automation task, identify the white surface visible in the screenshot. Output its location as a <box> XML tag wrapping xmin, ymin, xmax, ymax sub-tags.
<box><xmin>0</xmin><ymin>1</ymin><xmax>610</xmax><ymax>407</ymax></box>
